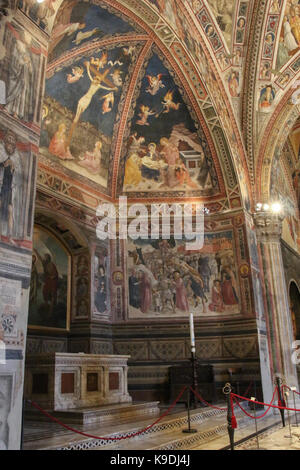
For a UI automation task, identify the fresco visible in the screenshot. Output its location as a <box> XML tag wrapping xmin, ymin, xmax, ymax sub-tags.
<box><xmin>127</xmin><ymin>231</ymin><xmax>240</xmax><ymax>319</ymax></box>
<box><xmin>18</xmin><ymin>0</ymin><xmax>58</xmax><ymax>34</ymax></box>
<box><xmin>40</xmin><ymin>43</ymin><xmax>142</xmax><ymax>189</ymax></box>
<box><xmin>271</xmin><ymin>146</ymin><xmax>300</xmax><ymax>252</ymax></box>
<box><xmin>0</xmin><ymin>129</ymin><xmax>35</xmax><ymax>247</ymax></box>
<box><xmin>206</xmin><ymin>0</ymin><xmax>237</xmax><ymax>48</ymax></box>
<box><xmin>148</xmin><ymin>0</ymin><xmax>185</xmax><ymax>38</ymax></box>
<box><xmin>94</xmin><ymin>248</ymin><xmax>109</xmax><ymax>315</ymax></box>
<box><xmin>48</xmin><ymin>1</ymin><xmax>138</xmax><ymax>61</ymax></box>
<box><xmin>276</xmin><ymin>0</ymin><xmax>300</xmax><ymax>70</ymax></box>
<box><xmin>29</xmin><ymin>226</ymin><xmax>70</xmax><ymax>330</ymax></box>
<box><xmin>122</xmin><ymin>53</ymin><xmax>219</xmax><ymax>195</ymax></box>
<box><xmin>0</xmin><ymin>21</ymin><xmax>41</xmax><ymax>124</ymax></box>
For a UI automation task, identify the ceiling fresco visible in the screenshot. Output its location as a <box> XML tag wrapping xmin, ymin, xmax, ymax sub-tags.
<box><xmin>25</xmin><ymin>0</ymin><xmax>300</xmax><ymax>209</ymax></box>
<box><xmin>38</xmin><ymin>0</ymin><xmax>244</xmax><ymax>205</ymax></box>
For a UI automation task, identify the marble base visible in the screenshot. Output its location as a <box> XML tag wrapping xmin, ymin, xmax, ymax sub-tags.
<box><xmin>25</xmin><ymin>353</ymin><xmax>132</xmax><ymax>411</ymax></box>
<box><xmin>25</xmin><ymin>401</ymin><xmax>160</xmax><ymax>426</ymax></box>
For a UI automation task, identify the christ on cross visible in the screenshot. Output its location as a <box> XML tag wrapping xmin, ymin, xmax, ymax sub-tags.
<box><xmin>66</xmin><ymin>61</ymin><xmax>117</xmax><ymax>147</ymax></box>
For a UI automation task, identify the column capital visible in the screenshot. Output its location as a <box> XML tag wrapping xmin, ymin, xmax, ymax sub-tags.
<box><xmin>253</xmin><ymin>212</ymin><xmax>284</xmax><ymax>243</ymax></box>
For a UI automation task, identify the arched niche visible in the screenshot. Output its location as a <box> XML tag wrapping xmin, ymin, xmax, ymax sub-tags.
<box><xmin>289</xmin><ymin>281</ymin><xmax>300</xmax><ymax>341</ymax></box>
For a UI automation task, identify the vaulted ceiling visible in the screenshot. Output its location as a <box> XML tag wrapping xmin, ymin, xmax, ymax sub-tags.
<box><xmin>32</xmin><ymin>0</ymin><xmax>300</xmax><ymax>213</ymax></box>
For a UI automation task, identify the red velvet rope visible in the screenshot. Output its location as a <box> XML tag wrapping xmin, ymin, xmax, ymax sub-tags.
<box><xmin>28</xmin><ymin>385</ymin><xmax>188</xmax><ymax>441</ymax></box>
<box><xmin>230</xmin><ymin>392</ymin><xmax>300</xmax><ymax>412</ymax></box>
<box><xmin>230</xmin><ymin>393</ymin><xmax>237</xmax><ymax>428</ymax></box>
<box><xmin>282</xmin><ymin>384</ymin><xmax>300</xmax><ymax>397</ymax></box>
<box><xmin>241</xmin><ymin>381</ymin><xmax>253</xmax><ymax>399</ymax></box>
<box><xmin>189</xmin><ymin>387</ymin><xmax>227</xmax><ymax>411</ymax></box>
<box><xmin>233</xmin><ymin>386</ymin><xmax>278</xmax><ymax>420</ymax></box>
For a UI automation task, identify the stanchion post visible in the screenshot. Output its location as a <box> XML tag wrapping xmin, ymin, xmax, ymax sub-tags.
<box><xmin>190</xmin><ymin>349</ymin><xmax>199</xmax><ymax>409</ymax></box>
<box><xmin>223</xmin><ymin>383</ymin><xmax>235</xmax><ymax>451</ymax></box>
<box><xmin>291</xmin><ymin>387</ymin><xmax>299</xmax><ymax>427</ymax></box>
<box><xmin>251</xmin><ymin>397</ymin><xmax>259</xmax><ymax>449</ymax></box>
<box><xmin>275</xmin><ymin>376</ymin><xmax>285</xmax><ymax>427</ymax></box>
<box><xmin>182</xmin><ymin>387</ymin><xmax>197</xmax><ymax>434</ymax></box>
<box><xmin>20</xmin><ymin>395</ymin><xmax>25</xmax><ymax>450</ymax></box>
<box><xmin>189</xmin><ymin>313</ymin><xmax>198</xmax><ymax>409</ymax></box>
<box><xmin>284</xmin><ymin>389</ymin><xmax>292</xmax><ymax>439</ymax></box>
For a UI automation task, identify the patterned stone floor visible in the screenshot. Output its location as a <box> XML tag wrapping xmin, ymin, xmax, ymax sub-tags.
<box><xmin>235</xmin><ymin>424</ymin><xmax>300</xmax><ymax>450</ymax></box>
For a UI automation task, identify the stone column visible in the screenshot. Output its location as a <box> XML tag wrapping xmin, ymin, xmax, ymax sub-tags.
<box><xmin>254</xmin><ymin>212</ymin><xmax>299</xmax><ymax>389</ymax></box>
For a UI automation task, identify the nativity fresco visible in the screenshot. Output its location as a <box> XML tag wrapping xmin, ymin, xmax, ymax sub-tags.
<box><xmin>29</xmin><ymin>226</ymin><xmax>70</xmax><ymax>330</ymax></box>
<box><xmin>122</xmin><ymin>53</ymin><xmax>219</xmax><ymax>196</ymax></box>
<box><xmin>127</xmin><ymin>231</ymin><xmax>240</xmax><ymax>319</ymax></box>
<box><xmin>40</xmin><ymin>43</ymin><xmax>142</xmax><ymax>189</ymax></box>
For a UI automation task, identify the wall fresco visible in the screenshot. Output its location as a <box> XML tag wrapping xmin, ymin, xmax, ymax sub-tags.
<box><xmin>127</xmin><ymin>231</ymin><xmax>240</xmax><ymax>319</ymax></box>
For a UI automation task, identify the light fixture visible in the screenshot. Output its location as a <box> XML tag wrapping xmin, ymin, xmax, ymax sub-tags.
<box><xmin>37</xmin><ymin>0</ymin><xmax>44</xmax><ymax>3</ymax></box>
<box><xmin>271</xmin><ymin>202</ymin><xmax>282</xmax><ymax>214</ymax></box>
<box><xmin>263</xmin><ymin>203</ymin><xmax>270</xmax><ymax>211</ymax></box>
<box><xmin>256</xmin><ymin>203</ymin><xmax>263</xmax><ymax>211</ymax></box>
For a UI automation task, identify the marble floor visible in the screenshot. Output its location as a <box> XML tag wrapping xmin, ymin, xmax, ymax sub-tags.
<box><xmin>22</xmin><ymin>401</ymin><xmax>299</xmax><ymax>451</ymax></box>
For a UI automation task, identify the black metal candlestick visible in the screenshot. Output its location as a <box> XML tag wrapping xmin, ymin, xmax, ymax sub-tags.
<box><xmin>190</xmin><ymin>349</ymin><xmax>199</xmax><ymax>409</ymax></box>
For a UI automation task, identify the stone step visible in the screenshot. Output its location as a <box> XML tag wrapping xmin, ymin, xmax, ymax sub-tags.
<box><xmin>25</xmin><ymin>401</ymin><xmax>160</xmax><ymax>426</ymax></box>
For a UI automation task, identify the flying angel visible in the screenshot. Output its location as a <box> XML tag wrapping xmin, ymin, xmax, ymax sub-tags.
<box><xmin>136</xmin><ymin>105</ymin><xmax>156</xmax><ymax>126</ymax></box>
<box><xmin>161</xmin><ymin>90</ymin><xmax>180</xmax><ymax>113</ymax></box>
<box><xmin>146</xmin><ymin>74</ymin><xmax>165</xmax><ymax>96</ymax></box>
<box><xmin>123</xmin><ymin>46</ymin><xmax>136</xmax><ymax>57</ymax></box>
<box><xmin>91</xmin><ymin>52</ymin><xmax>108</xmax><ymax>70</ymax></box>
<box><xmin>100</xmin><ymin>92</ymin><xmax>115</xmax><ymax>114</ymax></box>
<box><xmin>66</xmin><ymin>66</ymin><xmax>84</xmax><ymax>83</ymax></box>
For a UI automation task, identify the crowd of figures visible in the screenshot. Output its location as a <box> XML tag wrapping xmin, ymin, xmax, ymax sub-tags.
<box><xmin>128</xmin><ymin>238</ymin><xmax>239</xmax><ymax>316</ymax></box>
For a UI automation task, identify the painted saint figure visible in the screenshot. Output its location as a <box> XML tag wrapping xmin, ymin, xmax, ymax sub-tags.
<box><xmin>140</xmin><ymin>271</ymin><xmax>152</xmax><ymax>313</ymax></box>
<box><xmin>78</xmin><ymin>140</ymin><xmax>102</xmax><ymax>172</ymax></box>
<box><xmin>173</xmin><ymin>271</ymin><xmax>189</xmax><ymax>312</ymax></box>
<box><xmin>5</xmin><ymin>32</ymin><xmax>35</xmax><ymax>122</ymax></box>
<box><xmin>35</xmin><ymin>252</ymin><xmax>59</xmax><ymax>315</ymax></box>
<box><xmin>221</xmin><ymin>266</ymin><xmax>239</xmax><ymax>305</ymax></box>
<box><xmin>0</xmin><ymin>131</ymin><xmax>23</xmax><ymax>242</ymax></box>
<box><xmin>49</xmin><ymin>123</ymin><xmax>74</xmax><ymax>160</ymax></box>
<box><xmin>209</xmin><ymin>280</ymin><xmax>225</xmax><ymax>313</ymax></box>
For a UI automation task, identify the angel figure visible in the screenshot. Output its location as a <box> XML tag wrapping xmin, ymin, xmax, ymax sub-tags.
<box><xmin>91</xmin><ymin>52</ymin><xmax>108</xmax><ymax>70</ymax></box>
<box><xmin>123</xmin><ymin>46</ymin><xmax>136</xmax><ymax>57</ymax></box>
<box><xmin>72</xmin><ymin>27</ymin><xmax>102</xmax><ymax>45</ymax></box>
<box><xmin>49</xmin><ymin>22</ymin><xmax>86</xmax><ymax>54</ymax></box>
<box><xmin>161</xmin><ymin>90</ymin><xmax>180</xmax><ymax>113</ymax></box>
<box><xmin>100</xmin><ymin>92</ymin><xmax>114</xmax><ymax>114</ymax></box>
<box><xmin>136</xmin><ymin>105</ymin><xmax>156</xmax><ymax>126</ymax></box>
<box><xmin>146</xmin><ymin>74</ymin><xmax>165</xmax><ymax>95</ymax></box>
<box><xmin>66</xmin><ymin>66</ymin><xmax>84</xmax><ymax>84</ymax></box>
<box><xmin>111</xmin><ymin>69</ymin><xmax>123</xmax><ymax>87</ymax></box>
